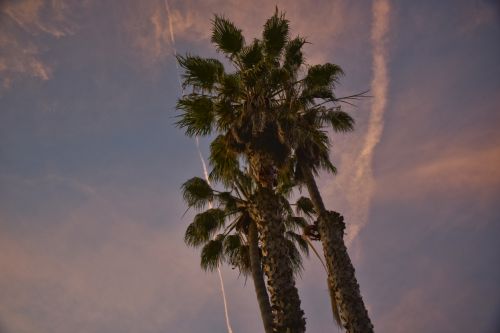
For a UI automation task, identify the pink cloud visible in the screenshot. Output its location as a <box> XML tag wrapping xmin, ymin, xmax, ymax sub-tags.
<box><xmin>0</xmin><ymin>0</ymin><xmax>85</xmax><ymax>90</ymax></box>
<box><xmin>378</xmin><ymin>145</ymin><xmax>500</xmax><ymax>203</ymax></box>
<box><xmin>121</xmin><ymin>0</ymin><xmax>366</xmax><ymax>68</ymax></box>
<box><xmin>0</xmin><ymin>174</ymin><xmax>228</xmax><ymax>333</ymax></box>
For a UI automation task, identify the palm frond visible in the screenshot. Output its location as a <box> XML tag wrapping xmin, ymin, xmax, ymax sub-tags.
<box><xmin>268</xmin><ymin>67</ymin><xmax>290</xmax><ymax>90</ymax></box>
<box><xmin>236</xmin><ymin>244</ymin><xmax>251</xmax><ymax>275</ymax></box>
<box><xmin>286</xmin><ymin>231</ymin><xmax>309</xmax><ymax>256</ymax></box>
<box><xmin>223</xmin><ymin>234</ymin><xmax>250</xmax><ymax>274</ymax></box>
<box><xmin>181</xmin><ymin>177</ymin><xmax>214</xmax><ymax>209</ymax></box>
<box><xmin>275</xmin><ymin>163</ymin><xmax>296</xmax><ymax>196</ymax></box>
<box><xmin>301</xmin><ymin>86</ymin><xmax>334</xmax><ymax>102</ymax></box>
<box><xmin>209</xmin><ymin>134</ymin><xmax>240</xmax><ymax>186</ymax></box>
<box><xmin>284</xmin><ymin>36</ymin><xmax>307</xmax><ymax>71</ymax></box>
<box><xmin>177</xmin><ymin>55</ymin><xmax>224</xmax><ymax>91</ymax></box>
<box><xmin>285</xmin><ymin>216</ymin><xmax>308</xmax><ymax>231</ymax></box>
<box><xmin>329</xmin><ymin>280</ymin><xmax>342</xmax><ymax>327</ymax></box>
<box><xmin>220</xmin><ymin>73</ymin><xmax>242</xmax><ymax>99</ymax></box>
<box><xmin>305</xmin><ymin>63</ymin><xmax>344</xmax><ymax>87</ymax></box>
<box><xmin>234</xmin><ymin>169</ymin><xmax>254</xmax><ymax>198</ymax></box>
<box><xmin>295</xmin><ymin>197</ymin><xmax>316</xmax><ymax>217</ymax></box>
<box><xmin>239</xmin><ymin>39</ymin><xmax>264</xmax><ymax>70</ymax></box>
<box><xmin>176</xmin><ymin>95</ymin><xmax>215</xmax><ymax>137</ymax></box>
<box><xmin>317</xmin><ymin>156</ymin><xmax>337</xmax><ymax>175</ymax></box>
<box><xmin>211</xmin><ymin>15</ymin><xmax>245</xmax><ymax>56</ymax></box>
<box><xmin>200</xmin><ymin>235</ymin><xmax>225</xmax><ymax>271</ymax></box>
<box><xmin>285</xmin><ymin>238</ymin><xmax>303</xmax><ymax>274</ymax></box>
<box><xmin>184</xmin><ymin>208</ymin><xmax>226</xmax><ymax>247</ymax></box>
<box><xmin>233</xmin><ymin>211</ymin><xmax>252</xmax><ymax>234</ymax></box>
<box><xmin>277</xmin><ymin>194</ymin><xmax>294</xmax><ymax>216</ymax></box>
<box><xmin>262</xmin><ymin>8</ymin><xmax>289</xmax><ymax>59</ymax></box>
<box><xmin>320</xmin><ymin>109</ymin><xmax>355</xmax><ymax>133</ymax></box>
<box><xmin>223</xmin><ymin>234</ymin><xmax>242</xmax><ymax>257</ymax></box>
<box><xmin>216</xmin><ymin>191</ymin><xmax>238</xmax><ymax>212</ymax></box>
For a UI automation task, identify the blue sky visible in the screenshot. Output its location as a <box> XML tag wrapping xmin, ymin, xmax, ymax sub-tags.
<box><xmin>1</xmin><ymin>0</ymin><xmax>499</xmax><ymax>332</ymax></box>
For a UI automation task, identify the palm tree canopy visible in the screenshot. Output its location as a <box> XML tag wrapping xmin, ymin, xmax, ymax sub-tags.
<box><xmin>181</xmin><ymin>175</ymin><xmax>310</xmax><ymax>275</ymax></box>
<box><xmin>175</xmin><ymin>9</ymin><xmax>359</xmax><ymax>188</ymax></box>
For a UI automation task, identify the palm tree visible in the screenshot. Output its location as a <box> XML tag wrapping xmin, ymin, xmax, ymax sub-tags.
<box><xmin>176</xmin><ymin>9</ymin><xmax>374</xmax><ymax>332</ymax></box>
<box><xmin>182</xmin><ymin>8</ymin><xmax>373</xmax><ymax>331</ymax></box>
<box><xmin>181</xmin><ymin>170</ymin><xmax>309</xmax><ymax>333</ymax></box>
<box><xmin>267</xmin><ymin>22</ymin><xmax>375</xmax><ymax>333</ymax></box>
<box><xmin>175</xmin><ymin>11</ymin><xmax>308</xmax><ymax>332</ymax></box>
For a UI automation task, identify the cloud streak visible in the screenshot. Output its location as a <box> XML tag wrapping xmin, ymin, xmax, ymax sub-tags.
<box><xmin>344</xmin><ymin>0</ymin><xmax>390</xmax><ymax>245</ymax></box>
<box><xmin>164</xmin><ymin>2</ymin><xmax>234</xmax><ymax>331</ymax></box>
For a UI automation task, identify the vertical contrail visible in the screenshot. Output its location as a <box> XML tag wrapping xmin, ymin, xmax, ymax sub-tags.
<box><xmin>163</xmin><ymin>1</ymin><xmax>234</xmax><ymax>332</ymax></box>
<box><xmin>345</xmin><ymin>0</ymin><xmax>390</xmax><ymax>246</ymax></box>
<box><xmin>195</xmin><ymin>138</ymin><xmax>235</xmax><ymax>333</ymax></box>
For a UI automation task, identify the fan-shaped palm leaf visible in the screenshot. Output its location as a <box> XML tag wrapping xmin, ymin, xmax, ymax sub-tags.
<box><xmin>200</xmin><ymin>235</ymin><xmax>225</xmax><ymax>271</ymax></box>
<box><xmin>184</xmin><ymin>208</ymin><xmax>226</xmax><ymax>247</ymax></box>
<box><xmin>295</xmin><ymin>196</ymin><xmax>316</xmax><ymax>218</ymax></box>
<box><xmin>211</xmin><ymin>15</ymin><xmax>245</xmax><ymax>56</ymax></box>
<box><xmin>176</xmin><ymin>55</ymin><xmax>225</xmax><ymax>91</ymax></box>
<box><xmin>181</xmin><ymin>177</ymin><xmax>214</xmax><ymax>209</ymax></box>
<box><xmin>176</xmin><ymin>95</ymin><xmax>215</xmax><ymax>136</ymax></box>
<box><xmin>263</xmin><ymin>8</ymin><xmax>289</xmax><ymax>59</ymax></box>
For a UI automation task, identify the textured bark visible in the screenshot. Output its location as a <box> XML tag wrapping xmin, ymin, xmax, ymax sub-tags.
<box><xmin>250</xmin><ymin>187</ymin><xmax>306</xmax><ymax>333</ymax></box>
<box><xmin>301</xmin><ymin>166</ymin><xmax>374</xmax><ymax>333</ymax></box>
<box><xmin>248</xmin><ymin>221</ymin><xmax>274</xmax><ymax>333</ymax></box>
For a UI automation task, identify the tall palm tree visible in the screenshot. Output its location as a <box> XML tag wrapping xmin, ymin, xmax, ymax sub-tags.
<box><xmin>181</xmin><ymin>170</ymin><xmax>309</xmax><ymax>333</ymax></box>
<box><xmin>269</xmin><ymin>24</ymin><xmax>375</xmax><ymax>333</ymax></box>
<box><xmin>182</xmin><ymin>8</ymin><xmax>374</xmax><ymax>331</ymax></box>
<box><xmin>175</xmin><ymin>11</ymin><xmax>308</xmax><ymax>332</ymax></box>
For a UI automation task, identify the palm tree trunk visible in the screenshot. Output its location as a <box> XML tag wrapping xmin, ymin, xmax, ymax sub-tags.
<box><xmin>250</xmin><ymin>187</ymin><xmax>306</xmax><ymax>333</ymax></box>
<box><xmin>248</xmin><ymin>220</ymin><xmax>274</xmax><ymax>333</ymax></box>
<box><xmin>301</xmin><ymin>165</ymin><xmax>374</xmax><ymax>333</ymax></box>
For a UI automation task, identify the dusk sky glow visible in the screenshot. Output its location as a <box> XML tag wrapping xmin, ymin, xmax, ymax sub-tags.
<box><xmin>1</xmin><ymin>1</ymin><xmax>499</xmax><ymax>332</ymax></box>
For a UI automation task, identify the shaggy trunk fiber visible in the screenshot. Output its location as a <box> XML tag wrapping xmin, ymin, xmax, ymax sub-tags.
<box><xmin>248</xmin><ymin>221</ymin><xmax>274</xmax><ymax>333</ymax></box>
<box><xmin>250</xmin><ymin>187</ymin><xmax>306</xmax><ymax>333</ymax></box>
<box><xmin>301</xmin><ymin>166</ymin><xmax>374</xmax><ymax>333</ymax></box>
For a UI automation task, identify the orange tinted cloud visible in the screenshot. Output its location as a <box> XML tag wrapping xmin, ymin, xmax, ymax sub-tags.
<box><xmin>123</xmin><ymin>0</ymin><xmax>365</xmax><ymax>67</ymax></box>
<box><xmin>0</xmin><ymin>0</ymin><xmax>83</xmax><ymax>89</ymax></box>
<box><xmin>378</xmin><ymin>145</ymin><xmax>500</xmax><ymax>203</ymax></box>
<box><xmin>3</xmin><ymin>0</ymin><xmax>76</xmax><ymax>37</ymax></box>
<box><xmin>0</xmin><ymin>34</ymin><xmax>52</xmax><ymax>88</ymax></box>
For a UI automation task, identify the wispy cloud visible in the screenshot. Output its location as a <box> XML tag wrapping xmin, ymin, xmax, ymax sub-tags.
<box><xmin>377</xmin><ymin>145</ymin><xmax>500</xmax><ymax>207</ymax></box>
<box><xmin>0</xmin><ymin>37</ymin><xmax>52</xmax><ymax>85</ymax></box>
<box><xmin>123</xmin><ymin>0</ymin><xmax>364</xmax><ymax>69</ymax></box>
<box><xmin>328</xmin><ymin>0</ymin><xmax>391</xmax><ymax>246</ymax></box>
<box><xmin>0</xmin><ymin>0</ymin><xmax>82</xmax><ymax>90</ymax></box>
<box><xmin>3</xmin><ymin>0</ymin><xmax>76</xmax><ymax>38</ymax></box>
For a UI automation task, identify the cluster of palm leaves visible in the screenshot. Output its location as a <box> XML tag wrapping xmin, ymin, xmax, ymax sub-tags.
<box><xmin>176</xmin><ymin>9</ymin><xmax>374</xmax><ymax>333</ymax></box>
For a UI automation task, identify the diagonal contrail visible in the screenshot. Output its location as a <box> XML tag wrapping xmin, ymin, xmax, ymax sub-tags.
<box><xmin>163</xmin><ymin>1</ymin><xmax>234</xmax><ymax>332</ymax></box>
<box><xmin>345</xmin><ymin>0</ymin><xmax>391</xmax><ymax>246</ymax></box>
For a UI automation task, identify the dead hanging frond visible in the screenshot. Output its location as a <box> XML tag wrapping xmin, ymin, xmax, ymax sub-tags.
<box><xmin>302</xmin><ymin>234</ymin><xmax>341</xmax><ymax>326</ymax></box>
<box><xmin>328</xmin><ymin>279</ymin><xmax>342</xmax><ymax>327</ymax></box>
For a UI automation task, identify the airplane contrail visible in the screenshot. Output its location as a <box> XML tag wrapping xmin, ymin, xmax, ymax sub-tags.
<box><xmin>345</xmin><ymin>0</ymin><xmax>391</xmax><ymax>246</ymax></box>
<box><xmin>163</xmin><ymin>1</ymin><xmax>234</xmax><ymax>332</ymax></box>
<box><xmin>195</xmin><ymin>138</ymin><xmax>234</xmax><ymax>333</ymax></box>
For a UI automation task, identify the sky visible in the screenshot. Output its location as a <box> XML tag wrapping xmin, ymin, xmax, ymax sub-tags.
<box><xmin>0</xmin><ymin>0</ymin><xmax>499</xmax><ymax>332</ymax></box>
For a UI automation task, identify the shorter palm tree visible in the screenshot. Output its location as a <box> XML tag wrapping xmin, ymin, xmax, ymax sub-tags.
<box><xmin>181</xmin><ymin>170</ymin><xmax>309</xmax><ymax>333</ymax></box>
<box><xmin>276</xmin><ymin>40</ymin><xmax>374</xmax><ymax>333</ymax></box>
